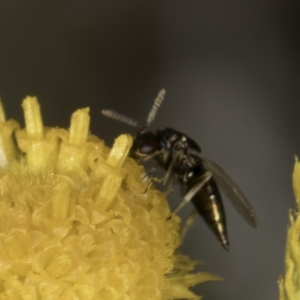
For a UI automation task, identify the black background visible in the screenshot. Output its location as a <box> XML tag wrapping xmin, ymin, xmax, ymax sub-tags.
<box><xmin>1</xmin><ymin>1</ymin><xmax>300</xmax><ymax>299</ymax></box>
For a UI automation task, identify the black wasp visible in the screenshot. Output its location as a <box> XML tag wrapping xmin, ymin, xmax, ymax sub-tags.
<box><xmin>102</xmin><ymin>89</ymin><xmax>258</xmax><ymax>250</ymax></box>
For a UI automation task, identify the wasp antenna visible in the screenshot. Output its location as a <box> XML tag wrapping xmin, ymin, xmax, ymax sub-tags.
<box><xmin>146</xmin><ymin>88</ymin><xmax>166</xmax><ymax>127</ymax></box>
<box><xmin>101</xmin><ymin>109</ymin><xmax>141</xmax><ymax>128</ymax></box>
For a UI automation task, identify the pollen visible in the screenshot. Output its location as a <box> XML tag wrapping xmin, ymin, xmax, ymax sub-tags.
<box><xmin>0</xmin><ymin>97</ymin><xmax>220</xmax><ymax>299</ymax></box>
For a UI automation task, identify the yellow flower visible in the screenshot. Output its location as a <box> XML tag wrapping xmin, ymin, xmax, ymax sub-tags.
<box><xmin>279</xmin><ymin>158</ymin><xmax>300</xmax><ymax>299</ymax></box>
<box><xmin>0</xmin><ymin>97</ymin><xmax>220</xmax><ymax>299</ymax></box>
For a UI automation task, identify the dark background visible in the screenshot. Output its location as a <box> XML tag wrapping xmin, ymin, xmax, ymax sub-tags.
<box><xmin>1</xmin><ymin>1</ymin><xmax>300</xmax><ymax>299</ymax></box>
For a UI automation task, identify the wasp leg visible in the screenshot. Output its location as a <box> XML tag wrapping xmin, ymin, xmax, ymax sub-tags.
<box><xmin>141</xmin><ymin>168</ymin><xmax>166</xmax><ymax>193</ymax></box>
<box><xmin>139</xmin><ymin>150</ymin><xmax>163</xmax><ymax>162</ymax></box>
<box><xmin>173</xmin><ymin>171</ymin><xmax>212</xmax><ymax>215</ymax></box>
<box><xmin>141</xmin><ymin>167</ymin><xmax>157</xmax><ymax>179</ymax></box>
<box><xmin>180</xmin><ymin>209</ymin><xmax>198</xmax><ymax>241</ymax></box>
<box><xmin>162</xmin><ymin>152</ymin><xmax>182</xmax><ymax>185</ymax></box>
<box><xmin>140</xmin><ymin>172</ymin><xmax>153</xmax><ymax>194</ymax></box>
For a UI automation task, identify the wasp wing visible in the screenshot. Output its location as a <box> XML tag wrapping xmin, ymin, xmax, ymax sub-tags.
<box><xmin>195</xmin><ymin>152</ymin><xmax>258</xmax><ymax>227</ymax></box>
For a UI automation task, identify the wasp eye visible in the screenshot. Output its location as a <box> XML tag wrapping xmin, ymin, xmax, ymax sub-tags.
<box><xmin>131</xmin><ymin>132</ymin><xmax>159</xmax><ymax>158</ymax></box>
<box><xmin>140</xmin><ymin>138</ymin><xmax>158</xmax><ymax>154</ymax></box>
<box><xmin>139</xmin><ymin>133</ymin><xmax>159</xmax><ymax>154</ymax></box>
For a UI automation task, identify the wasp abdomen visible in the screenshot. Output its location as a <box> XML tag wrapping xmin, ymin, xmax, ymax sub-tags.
<box><xmin>189</xmin><ymin>178</ymin><xmax>229</xmax><ymax>250</ymax></box>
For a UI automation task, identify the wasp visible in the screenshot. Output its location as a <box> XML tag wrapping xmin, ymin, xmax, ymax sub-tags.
<box><xmin>102</xmin><ymin>89</ymin><xmax>258</xmax><ymax>250</ymax></box>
